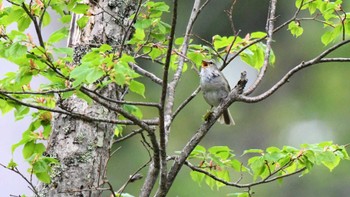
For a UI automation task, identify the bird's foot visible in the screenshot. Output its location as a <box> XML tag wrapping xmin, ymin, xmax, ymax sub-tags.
<box><xmin>203</xmin><ymin>110</ymin><xmax>213</xmax><ymax>121</ymax></box>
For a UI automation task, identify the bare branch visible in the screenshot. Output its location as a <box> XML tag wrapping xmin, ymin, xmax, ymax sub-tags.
<box><xmin>38</xmin><ymin>0</ymin><xmax>51</xmax><ymax>28</ymax></box>
<box><xmin>164</xmin><ymin>0</ymin><xmax>209</xmax><ymax>132</ymax></box>
<box><xmin>80</xmin><ymin>87</ymin><xmax>156</xmax><ymax>132</ymax></box>
<box><xmin>0</xmin><ymin>88</ymin><xmax>75</xmax><ymax>95</ymax></box>
<box><xmin>171</xmin><ymin>87</ymin><xmax>201</xmax><ymax>121</ymax></box>
<box><xmin>182</xmin><ymin>159</ymin><xmax>306</xmax><ymax>188</ymax></box>
<box><xmin>113</xmin><ymin>129</ymin><xmax>143</xmax><ymax>144</ymax></box>
<box><xmin>129</xmin><ymin>62</ymin><xmax>163</xmax><ymax>85</ymax></box>
<box><xmin>224</xmin><ymin>0</ymin><xmax>305</xmax><ymax>71</ymax></box>
<box><xmin>21</xmin><ymin>2</ymin><xmax>45</xmax><ymax>48</ymax></box>
<box><xmin>158</xmin><ymin>0</ymin><xmax>178</xmax><ymax>194</ymax></box>
<box><xmin>0</xmin><ymin>92</ymin><xmax>158</xmax><ymax>125</ymax></box>
<box><xmin>239</xmin><ymin>39</ymin><xmax>350</xmax><ymax>103</ymax></box>
<box><xmin>243</xmin><ymin>0</ymin><xmax>277</xmax><ymax>95</ymax></box>
<box><xmin>83</xmin><ymin>87</ymin><xmax>161</xmax><ymax>108</ymax></box>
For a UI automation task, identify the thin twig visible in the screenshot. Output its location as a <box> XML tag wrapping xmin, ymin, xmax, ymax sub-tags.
<box><xmin>0</xmin><ymin>88</ymin><xmax>75</xmax><ymax>95</ymax></box>
<box><xmin>158</xmin><ymin>0</ymin><xmax>178</xmax><ymax>194</ymax></box>
<box><xmin>117</xmin><ymin>140</ymin><xmax>152</xmax><ymax>195</ymax></box>
<box><xmin>38</xmin><ymin>0</ymin><xmax>52</xmax><ymax>28</ymax></box>
<box><xmin>0</xmin><ymin>164</ymin><xmax>39</xmax><ymax>196</ymax></box>
<box><xmin>224</xmin><ymin>0</ymin><xmax>238</xmax><ymax>34</ymax></box>
<box><xmin>113</xmin><ymin>129</ymin><xmax>144</xmax><ymax>143</ymax></box>
<box><xmin>182</xmin><ymin>159</ymin><xmax>306</xmax><ymax>188</ymax></box>
<box><xmin>171</xmin><ymin>86</ymin><xmax>201</xmax><ymax>121</ymax></box>
<box><xmin>21</xmin><ymin>2</ymin><xmax>45</xmax><ymax>48</ymax></box>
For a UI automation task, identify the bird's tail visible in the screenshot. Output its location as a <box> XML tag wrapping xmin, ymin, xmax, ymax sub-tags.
<box><xmin>218</xmin><ymin>109</ymin><xmax>235</xmax><ymax>126</ymax></box>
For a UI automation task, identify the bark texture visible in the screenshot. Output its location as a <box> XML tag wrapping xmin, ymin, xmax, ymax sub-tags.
<box><xmin>38</xmin><ymin>0</ymin><xmax>136</xmax><ymax>196</ymax></box>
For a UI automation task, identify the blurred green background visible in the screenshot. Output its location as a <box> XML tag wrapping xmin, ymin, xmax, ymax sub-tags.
<box><xmin>108</xmin><ymin>0</ymin><xmax>350</xmax><ymax>196</ymax></box>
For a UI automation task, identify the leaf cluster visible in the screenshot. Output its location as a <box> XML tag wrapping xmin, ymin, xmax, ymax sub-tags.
<box><xmin>187</xmin><ymin>142</ymin><xmax>349</xmax><ymax>196</ymax></box>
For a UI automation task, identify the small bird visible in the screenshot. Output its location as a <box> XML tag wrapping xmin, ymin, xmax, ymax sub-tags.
<box><xmin>200</xmin><ymin>60</ymin><xmax>235</xmax><ymax>125</ymax></box>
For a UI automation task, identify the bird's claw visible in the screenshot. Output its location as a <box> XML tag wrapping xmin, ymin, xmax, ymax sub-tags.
<box><xmin>203</xmin><ymin>110</ymin><xmax>213</xmax><ymax>121</ymax></box>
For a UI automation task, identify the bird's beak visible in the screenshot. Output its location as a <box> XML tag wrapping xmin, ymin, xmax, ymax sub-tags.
<box><xmin>201</xmin><ymin>60</ymin><xmax>208</xmax><ymax>67</ymax></box>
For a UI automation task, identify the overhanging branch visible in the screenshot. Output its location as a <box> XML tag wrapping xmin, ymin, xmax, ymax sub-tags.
<box><xmin>239</xmin><ymin>39</ymin><xmax>350</xmax><ymax>103</ymax></box>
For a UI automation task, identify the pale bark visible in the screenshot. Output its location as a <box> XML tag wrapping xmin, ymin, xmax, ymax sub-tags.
<box><xmin>38</xmin><ymin>0</ymin><xmax>136</xmax><ymax>196</ymax></box>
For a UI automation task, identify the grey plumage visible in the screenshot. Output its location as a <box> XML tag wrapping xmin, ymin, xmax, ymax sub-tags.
<box><xmin>200</xmin><ymin>60</ymin><xmax>235</xmax><ymax>125</ymax></box>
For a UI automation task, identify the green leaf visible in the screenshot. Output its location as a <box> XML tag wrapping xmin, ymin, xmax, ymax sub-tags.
<box><xmin>70</xmin><ymin>66</ymin><xmax>90</xmax><ymax>87</ymax></box>
<box><xmin>248</xmin><ymin>156</ymin><xmax>266</xmax><ymax>180</ymax></box>
<box><xmin>71</xmin><ymin>3</ymin><xmax>89</xmax><ymax>14</ymax></box>
<box><xmin>205</xmin><ymin>174</ymin><xmax>215</xmax><ymax>190</ymax></box>
<box><xmin>86</xmin><ymin>68</ymin><xmax>104</xmax><ymax>83</ymax></box>
<box><xmin>33</xmin><ymin>159</ymin><xmax>49</xmax><ymax>173</ymax></box>
<box><xmin>42</xmin><ymin>12</ymin><xmax>51</xmax><ymax>27</ymax></box>
<box><xmin>190</xmin><ymin>171</ymin><xmax>205</xmax><ymax>185</ymax></box>
<box><xmin>308</xmin><ymin>1</ymin><xmax>318</xmax><ymax>14</ymax></box>
<box><xmin>134</xmin><ymin>19</ymin><xmax>152</xmax><ymax>29</ymax></box>
<box><xmin>60</xmin><ymin>15</ymin><xmax>72</xmax><ymax>23</ymax></box>
<box><xmin>119</xmin><ymin>193</ymin><xmax>135</xmax><ymax>197</ymax></box>
<box><xmin>231</xmin><ymin>159</ymin><xmax>248</xmax><ymax>172</ymax></box>
<box><xmin>48</xmin><ymin>28</ymin><xmax>68</xmax><ymax>43</ymax></box>
<box><xmin>7</xmin><ymin>159</ymin><xmax>18</xmax><ymax>169</ymax></box>
<box><xmin>295</xmin><ymin>0</ymin><xmax>306</xmax><ymax>9</ymax></box>
<box><xmin>148</xmin><ymin>47</ymin><xmax>163</xmax><ymax>60</ymax></box>
<box><xmin>208</xmin><ymin>146</ymin><xmax>232</xmax><ymax>160</ymax></box>
<box><xmin>120</xmin><ymin>53</ymin><xmax>136</xmax><ymax>64</ymax></box>
<box><xmin>77</xmin><ymin>16</ymin><xmax>89</xmax><ymax>29</ymax></box>
<box><xmin>17</xmin><ymin>15</ymin><xmax>31</xmax><ymax>32</ymax></box>
<box><xmin>99</xmin><ymin>44</ymin><xmax>112</xmax><ymax>52</ymax></box>
<box><xmin>150</xmin><ymin>2</ymin><xmax>169</xmax><ymax>12</ymax></box>
<box><xmin>134</xmin><ymin>28</ymin><xmax>145</xmax><ymax>41</ymax></box>
<box><xmin>282</xmin><ymin>146</ymin><xmax>298</xmax><ymax>153</ymax></box>
<box><xmin>6</xmin><ymin>42</ymin><xmax>27</xmax><ymax>58</ymax></box>
<box><xmin>215</xmin><ymin>170</ymin><xmax>230</xmax><ymax>189</ymax></box>
<box><xmin>319</xmin><ymin>151</ymin><xmax>340</xmax><ymax>171</ymax></box>
<box><xmin>53</xmin><ymin>47</ymin><xmax>74</xmax><ymax>57</ymax></box>
<box><xmin>266</xmin><ymin>146</ymin><xmax>281</xmax><ymax>153</ymax></box>
<box><xmin>243</xmin><ymin>149</ymin><xmax>264</xmax><ymax>155</ymax></box>
<box><xmin>213</xmin><ymin>35</ymin><xmax>234</xmax><ymax>50</ymax></box>
<box><xmin>23</xmin><ymin>141</ymin><xmax>35</xmax><ymax>159</ymax></box>
<box><xmin>175</xmin><ymin>37</ymin><xmax>184</xmax><ymax>45</ymax></box>
<box><xmin>123</xmin><ymin>105</ymin><xmax>143</xmax><ymax>119</ymax></box>
<box><xmin>288</xmin><ymin>21</ymin><xmax>304</xmax><ymax>37</ymax></box>
<box><xmin>228</xmin><ymin>192</ymin><xmax>250</xmax><ymax>197</ymax></box>
<box><xmin>188</xmin><ymin>51</ymin><xmax>205</xmax><ymax>66</ymax></box>
<box><xmin>23</xmin><ymin>141</ymin><xmax>46</xmax><ymax>159</ymax></box>
<box><xmin>35</xmin><ymin>172</ymin><xmax>51</xmax><ymax>183</ymax></box>
<box><xmin>129</xmin><ymin>80</ymin><xmax>145</xmax><ymax>97</ymax></box>
<box><xmin>240</xmin><ymin>44</ymin><xmax>265</xmax><ymax>70</ymax></box>
<box><xmin>321</xmin><ymin>26</ymin><xmax>341</xmax><ymax>46</ymax></box>
<box><xmin>251</xmin><ymin>31</ymin><xmax>267</xmax><ymax>39</ymax></box>
<box><xmin>190</xmin><ymin>145</ymin><xmax>206</xmax><ymax>158</ymax></box>
<box><xmin>76</xmin><ymin>90</ymin><xmax>93</xmax><ymax>104</ymax></box>
<box><xmin>114</xmin><ymin>125</ymin><xmax>124</xmax><ymax>137</ymax></box>
<box><xmin>14</xmin><ymin>105</ymin><xmax>30</xmax><ymax>121</ymax></box>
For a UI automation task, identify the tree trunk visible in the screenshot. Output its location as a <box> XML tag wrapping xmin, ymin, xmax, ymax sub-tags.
<box><xmin>38</xmin><ymin>0</ymin><xmax>136</xmax><ymax>196</ymax></box>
